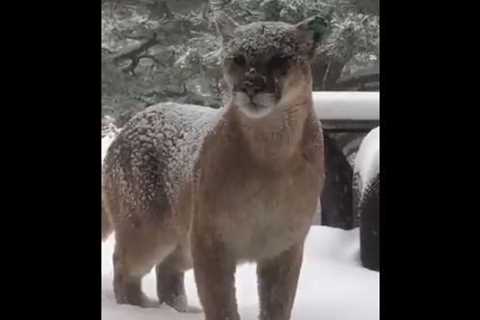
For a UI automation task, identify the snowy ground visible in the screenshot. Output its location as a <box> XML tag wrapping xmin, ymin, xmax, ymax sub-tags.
<box><xmin>102</xmin><ymin>136</ymin><xmax>379</xmax><ymax>320</ymax></box>
<box><xmin>102</xmin><ymin>227</ymin><xmax>379</xmax><ymax>320</ymax></box>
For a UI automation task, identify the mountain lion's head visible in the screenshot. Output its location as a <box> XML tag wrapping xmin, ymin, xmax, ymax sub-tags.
<box><xmin>219</xmin><ymin>15</ymin><xmax>329</xmax><ymax>118</ymax></box>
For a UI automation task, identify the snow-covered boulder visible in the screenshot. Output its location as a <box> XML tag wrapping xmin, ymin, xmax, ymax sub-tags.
<box><xmin>353</xmin><ymin>127</ymin><xmax>379</xmax><ymax>271</ymax></box>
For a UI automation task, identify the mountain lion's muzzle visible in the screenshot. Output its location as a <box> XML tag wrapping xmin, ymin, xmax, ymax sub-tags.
<box><xmin>238</xmin><ymin>68</ymin><xmax>267</xmax><ymax>99</ymax></box>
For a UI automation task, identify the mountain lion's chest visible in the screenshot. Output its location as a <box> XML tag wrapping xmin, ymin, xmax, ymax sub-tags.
<box><xmin>208</xmin><ymin>161</ymin><xmax>320</xmax><ymax>260</ymax></box>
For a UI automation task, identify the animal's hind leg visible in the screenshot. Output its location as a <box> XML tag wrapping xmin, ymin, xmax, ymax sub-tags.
<box><xmin>113</xmin><ymin>242</ymin><xmax>159</xmax><ymax>308</ymax></box>
<box><xmin>156</xmin><ymin>244</ymin><xmax>201</xmax><ymax>313</ymax></box>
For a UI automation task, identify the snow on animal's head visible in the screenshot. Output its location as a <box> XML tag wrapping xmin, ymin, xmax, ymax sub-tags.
<box><xmin>218</xmin><ymin>15</ymin><xmax>330</xmax><ymax>119</ymax></box>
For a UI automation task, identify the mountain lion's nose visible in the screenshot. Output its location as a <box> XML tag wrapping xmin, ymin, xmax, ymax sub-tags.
<box><xmin>241</xmin><ymin>80</ymin><xmax>265</xmax><ymax>99</ymax></box>
<box><xmin>241</xmin><ymin>71</ymin><xmax>266</xmax><ymax>98</ymax></box>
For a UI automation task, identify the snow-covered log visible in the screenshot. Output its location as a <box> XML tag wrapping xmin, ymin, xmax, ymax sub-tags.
<box><xmin>313</xmin><ymin>91</ymin><xmax>379</xmax><ymax>121</ymax></box>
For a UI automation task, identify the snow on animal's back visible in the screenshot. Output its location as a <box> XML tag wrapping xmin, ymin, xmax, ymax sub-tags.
<box><xmin>111</xmin><ymin>102</ymin><xmax>220</xmax><ymax>206</ymax></box>
<box><xmin>148</xmin><ymin>102</ymin><xmax>219</xmax><ymax>201</ymax></box>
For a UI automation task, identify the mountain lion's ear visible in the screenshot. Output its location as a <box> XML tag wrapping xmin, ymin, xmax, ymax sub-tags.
<box><xmin>294</xmin><ymin>14</ymin><xmax>331</xmax><ymax>57</ymax></box>
<box><xmin>214</xmin><ymin>11</ymin><xmax>239</xmax><ymax>44</ymax></box>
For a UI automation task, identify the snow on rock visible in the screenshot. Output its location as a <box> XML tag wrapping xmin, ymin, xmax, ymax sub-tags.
<box><xmin>102</xmin><ymin>133</ymin><xmax>116</xmax><ymax>164</ymax></box>
<box><xmin>354</xmin><ymin>127</ymin><xmax>379</xmax><ymax>195</ymax></box>
<box><xmin>102</xmin><ymin>118</ymin><xmax>121</xmax><ymax>164</ymax></box>
<box><xmin>102</xmin><ymin>226</ymin><xmax>378</xmax><ymax>320</ymax></box>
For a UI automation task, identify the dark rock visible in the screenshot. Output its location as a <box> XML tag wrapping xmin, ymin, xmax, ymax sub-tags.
<box><xmin>358</xmin><ymin>174</ymin><xmax>379</xmax><ymax>271</ymax></box>
<box><xmin>320</xmin><ymin>133</ymin><xmax>354</xmax><ymax>229</ymax></box>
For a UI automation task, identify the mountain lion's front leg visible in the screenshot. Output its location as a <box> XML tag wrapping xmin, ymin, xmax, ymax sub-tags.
<box><xmin>192</xmin><ymin>227</ymin><xmax>240</xmax><ymax>320</ymax></box>
<box><xmin>257</xmin><ymin>240</ymin><xmax>305</xmax><ymax>320</ymax></box>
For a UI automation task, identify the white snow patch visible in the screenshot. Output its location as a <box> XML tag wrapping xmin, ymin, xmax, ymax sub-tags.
<box><xmin>354</xmin><ymin>127</ymin><xmax>379</xmax><ymax>194</ymax></box>
<box><xmin>102</xmin><ymin>226</ymin><xmax>378</xmax><ymax>320</ymax></box>
<box><xmin>102</xmin><ymin>133</ymin><xmax>116</xmax><ymax>164</ymax></box>
<box><xmin>313</xmin><ymin>92</ymin><xmax>379</xmax><ymax>121</ymax></box>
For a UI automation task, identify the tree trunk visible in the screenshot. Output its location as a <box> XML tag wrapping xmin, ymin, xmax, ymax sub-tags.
<box><xmin>312</xmin><ymin>58</ymin><xmax>347</xmax><ymax>91</ymax></box>
<box><xmin>324</xmin><ymin>59</ymin><xmax>347</xmax><ymax>90</ymax></box>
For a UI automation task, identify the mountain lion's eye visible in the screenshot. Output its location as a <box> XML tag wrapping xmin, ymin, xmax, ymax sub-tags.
<box><xmin>233</xmin><ymin>55</ymin><xmax>246</xmax><ymax>66</ymax></box>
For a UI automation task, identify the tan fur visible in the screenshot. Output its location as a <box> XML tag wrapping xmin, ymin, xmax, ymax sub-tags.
<box><xmin>102</xmin><ymin>17</ymin><xmax>326</xmax><ymax>319</ymax></box>
<box><xmin>191</xmin><ymin>65</ymin><xmax>324</xmax><ymax>320</ymax></box>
